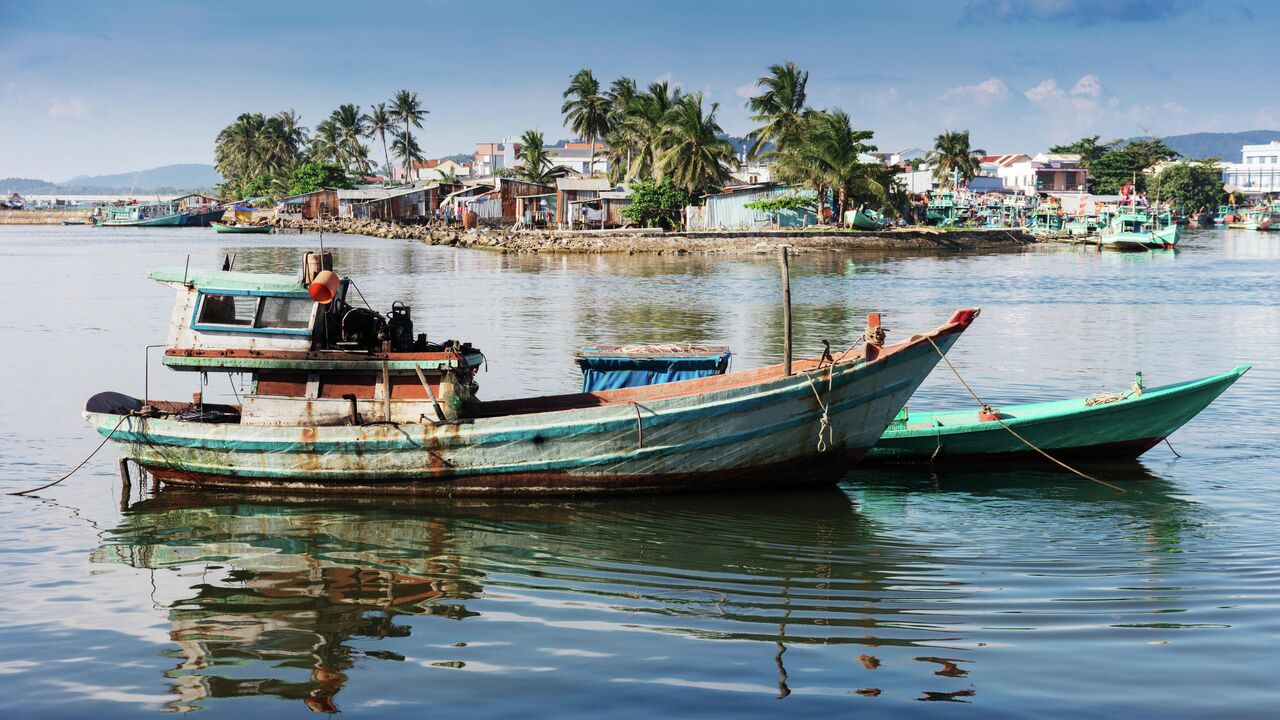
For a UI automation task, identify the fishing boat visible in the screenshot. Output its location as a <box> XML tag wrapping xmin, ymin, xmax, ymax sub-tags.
<box><xmin>1097</xmin><ymin>203</ymin><xmax>1180</xmax><ymax>250</ymax></box>
<box><xmin>83</xmin><ymin>255</ymin><xmax>980</xmax><ymax>495</ymax></box>
<box><xmin>1027</xmin><ymin>198</ymin><xmax>1066</xmax><ymax>236</ymax></box>
<box><xmin>1226</xmin><ymin>207</ymin><xmax>1279</xmax><ymax>231</ymax></box>
<box><xmin>211</xmin><ymin>221</ymin><xmax>272</xmax><ymax>234</ymax></box>
<box><xmin>844</xmin><ymin>205</ymin><xmax>886</xmax><ymax>230</ymax></box>
<box><xmin>867</xmin><ymin>366</ymin><xmax>1248</xmax><ymax>463</ymax></box>
<box><xmin>97</xmin><ymin>201</ymin><xmax>187</xmax><ymax>227</ymax></box>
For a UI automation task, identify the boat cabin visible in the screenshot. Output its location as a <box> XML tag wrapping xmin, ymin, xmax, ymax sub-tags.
<box><xmin>149</xmin><ymin>258</ymin><xmax>485</xmax><ymax>426</ymax></box>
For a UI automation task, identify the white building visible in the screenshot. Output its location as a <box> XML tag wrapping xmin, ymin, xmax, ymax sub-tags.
<box><xmin>1221</xmin><ymin>141</ymin><xmax>1280</xmax><ymax>194</ymax></box>
<box><xmin>545</xmin><ymin>143</ymin><xmax>608</xmax><ymax>176</ymax></box>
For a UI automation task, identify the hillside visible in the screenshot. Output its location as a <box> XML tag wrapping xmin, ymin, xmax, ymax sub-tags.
<box><xmin>1131</xmin><ymin>130</ymin><xmax>1280</xmax><ymax>160</ymax></box>
<box><xmin>1</xmin><ymin>163</ymin><xmax>222</xmax><ymax>195</ymax></box>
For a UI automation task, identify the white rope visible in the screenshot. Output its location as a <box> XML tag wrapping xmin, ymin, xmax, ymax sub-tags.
<box><xmin>801</xmin><ymin>371</ymin><xmax>834</xmax><ymax>453</ymax></box>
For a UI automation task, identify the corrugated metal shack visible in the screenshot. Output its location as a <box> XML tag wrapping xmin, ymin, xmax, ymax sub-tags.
<box><xmin>684</xmin><ymin>185</ymin><xmax>817</xmax><ymax>230</ymax></box>
<box><xmin>278</xmin><ymin>188</ymin><xmax>339</xmax><ymax>220</ymax></box>
<box><xmin>555</xmin><ymin>177</ymin><xmax>612</xmax><ymax>226</ymax></box>
<box><xmin>352</xmin><ymin>184</ymin><xmax>441</xmax><ymax>222</ymax></box>
<box><xmin>497</xmin><ymin>179</ymin><xmax>555</xmax><ymax>222</ymax></box>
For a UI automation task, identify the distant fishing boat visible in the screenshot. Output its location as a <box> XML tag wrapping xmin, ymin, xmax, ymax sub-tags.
<box><xmin>83</xmin><ymin>256</ymin><xmax>981</xmax><ymax>495</ymax></box>
<box><xmin>868</xmin><ymin>366</ymin><xmax>1248</xmax><ymax>463</ymax></box>
<box><xmin>97</xmin><ymin>202</ymin><xmax>187</xmax><ymax>227</ymax></box>
<box><xmin>1098</xmin><ymin>203</ymin><xmax>1179</xmax><ymax>249</ymax></box>
<box><xmin>1027</xmin><ymin>199</ymin><xmax>1066</xmax><ymax>236</ymax></box>
<box><xmin>1226</xmin><ymin>207</ymin><xmax>1279</xmax><ymax>231</ymax></box>
<box><xmin>211</xmin><ymin>221</ymin><xmax>272</xmax><ymax>234</ymax></box>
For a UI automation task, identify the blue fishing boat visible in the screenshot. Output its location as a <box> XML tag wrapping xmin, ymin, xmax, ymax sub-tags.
<box><xmin>83</xmin><ymin>255</ymin><xmax>979</xmax><ymax>495</ymax></box>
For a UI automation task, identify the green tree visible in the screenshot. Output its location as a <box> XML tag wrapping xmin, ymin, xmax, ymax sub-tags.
<box><xmin>745</xmin><ymin>61</ymin><xmax>809</xmax><ymax>159</ymax></box>
<box><xmin>391</xmin><ymin>129</ymin><xmax>424</xmax><ymax>173</ymax></box>
<box><xmin>771</xmin><ymin>110</ymin><xmax>882</xmax><ymax>216</ymax></box>
<box><xmin>655</xmin><ymin>93</ymin><xmax>737</xmax><ymax>196</ymax></box>
<box><xmin>516</xmin><ymin>129</ymin><xmax>551</xmax><ymax>184</ymax></box>
<box><xmin>215</xmin><ymin>112</ymin><xmax>309</xmax><ymax>198</ymax></box>
<box><xmin>1089</xmin><ymin>139</ymin><xmax>1179</xmax><ymax>194</ymax></box>
<box><xmin>618</xmin><ymin>81</ymin><xmax>682</xmax><ymax>180</ymax></box>
<box><xmin>622</xmin><ymin>177</ymin><xmax>690</xmax><ymax>229</ymax></box>
<box><xmin>603</xmin><ymin>77</ymin><xmax>639</xmax><ymax>182</ymax></box>
<box><xmin>928</xmin><ymin>130</ymin><xmax>983</xmax><ymax>188</ymax></box>
<box><xmin>366</xmin><ymin>103</ymin><xmax>395</xmax><ymax>182</ymax></box>
<box><xmin>329</xmin><ymin>104</ymin><xmax>371</xmax><ymax>175</ymax></box>
<box><xmin>391</xmin><ymin>89</ymin><xmax>428</xmax><ymax>182</ymax></box>
<box><xmin>561</xmin><ymin>69</ymin><xmax>611</xmax><ymax>177</ymax></box>
<box><xmin>1151</xmin><ymin>159</ymin><xmax>1226</xmax><ymax>211</ymax></box>
<box><xmin>1048</xmin><ymin>135</ymin><xmax>1119</xmax><ymax>169</ymax></box>
<box><xmin>286</xmin><ymin>161</ymin><xmax>355</xmax><ymax>196</ymax></box>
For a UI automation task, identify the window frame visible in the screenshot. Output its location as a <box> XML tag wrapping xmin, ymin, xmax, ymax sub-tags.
<box><xmin>191</xmin><ymin>289</ymin><xmax>316</xmax><ymax>336</ymax></box>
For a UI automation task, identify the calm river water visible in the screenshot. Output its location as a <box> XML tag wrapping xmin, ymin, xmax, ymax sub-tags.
<box><xmin>0</xmin><ymin>226</ymin><xmax>1277</xmax><ymax>717</ymax></box>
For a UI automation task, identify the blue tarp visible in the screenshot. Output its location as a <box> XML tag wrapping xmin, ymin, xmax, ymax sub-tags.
<box><xmin>577</xmin><ymin>353</ymin><xmax>731</xmax><ymax>392</ymax></box>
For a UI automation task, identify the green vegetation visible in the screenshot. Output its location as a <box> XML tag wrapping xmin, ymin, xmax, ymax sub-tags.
<box><xmin>517</xmin><ymin>129</ymin><xmax>552</xmax><ymax>184</ymax></box>
<box><xmin>1048</xmin><ymin>135</ymin><xmax>1118</xmax><ymax>169</ymax></box>
<box><xmin>1151</xmin><ymin>159</ymin><xmax>1226</xmax><ymax>211</ymax></box>
<box><xmin>1087</xmin><ymin>138</ymin><xmax>1179</xmax><ymax>194</ymax></box>
<box><xmin>929</xmin><ymin>130</ymin><xmax>983</xmax><ymax>188</ymax></box>
<box><xmin>622</xmin><ymin>177</ymin><xmax>690</xmax><ymax>229</ymax></box>
<box><xmin>561</xmin><ymin>69</ymin><xmax>611</xmax><ymax>178</ymax></box>
<box><xmin>214</xmin><ymin>90</ymin><xmax>429</xmax><ymax>200</ymax></box>
<box><xmin>744</xmin><ymin>193</ymin><xmax>816</xmax><ymax>213</ymax></box>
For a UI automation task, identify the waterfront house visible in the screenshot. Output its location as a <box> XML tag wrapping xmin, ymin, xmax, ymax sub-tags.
<box><xmin>992</xmin><ymin>153</ymin><xmax>1085</xmax><ymax>194</ymax></box>
<box><xmin>278</xmin><ymin>188</ymin><xmax>339</xmax><ymax>220</ymax></box>
<box><xmin>1221</xmin><ymin>141</ymin><xmax>1280</xmax><ymax>194</ymax></box>
<box><xmin>547</xmin><ymin>143</ymin><xmax>608</xmax><ymax>177</ymax></box>
<box><xmin>683</xmin><ymin>184</ymin><xmax>817</xmax><ymax>230</ymax></box>
<box><xmin>555</xmin><ymin>177</ymin><xmax>612</xmax><ymax>226</ymax></box>
<box><xmin>352</xmin><ymin>185</ymin><xmax>441</xmax><ymax>222</ymax></box>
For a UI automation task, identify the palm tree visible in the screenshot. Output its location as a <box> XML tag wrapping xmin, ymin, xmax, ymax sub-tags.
<box><xmin>655</xmin><ymin>93</ymin><xmax>737</xmax><ymax>196</ymax></box>
<box><xmin>772</xmin><ymin>110</ymin><xmax>883</xmax><ymax>217</ymax></box>
<box><xmin>309</xmin><ymin>119</ymin><xmax>343</xmax><ymax>166</ymax></box>
<box><xmin>391</xmin><ymin>90</ymin><xmax>428</xmax><ymax>182</ymax></box>
<box><xmin>620</xmin><ymin>81</ymin><xmax>682</xmax><ymax>180</ymax></box>
<box><xmin>366</xmin><ymin>103</ymin><xmax>394</xmax><ymax>182</ymax></box>
<box><xmin>273</xmin><ymin>109</ymin><xmax>308</xmax><ymax>156</ymax></box>
<box><xmin>517</xmin><ymin>129</ymin><xmax>551</xmax><ymax>184</ymax></box>
<box><xmin>929</xmin><ymin>130</ymin><xmax>984</xmax><ymax>188</ymax></box>
<box><xmin>215</xmin><ymin>113</ymin><xmax>268</xmax><ymax>186</ymax></box>
<box><xmin>330</xmin><ymin>104</ymin><xmax>370</xmax><ymax>175</ymax></box>
<box><xmin>746</xmin><ymin>61</ymin><xmax>809</xmax><ymax>159</ymax></box>
<box><xmin>391</xmin><ymin>129</ymin><xmax>424</xmax><ymax>173</ymax></box>
<box><xmin>561</xmin><ymin>69</ymin><xmax>611</xmax><ymax>177</ymax></box>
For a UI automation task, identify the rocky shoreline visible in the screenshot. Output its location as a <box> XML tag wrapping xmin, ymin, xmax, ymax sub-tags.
<box><xmin>278</xmin><ymin>217</ymin><xmax>1037</xmax><ymax>254</ymax></box>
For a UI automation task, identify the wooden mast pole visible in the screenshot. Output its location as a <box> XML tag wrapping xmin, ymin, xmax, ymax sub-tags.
<box><xmin>780</xmin><ymin>246</ymin><xmax>792</xmax><ymax>376</ymax></box>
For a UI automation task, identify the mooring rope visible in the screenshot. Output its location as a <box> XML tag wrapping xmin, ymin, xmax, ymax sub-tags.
<box><xmin>924</xmin><ymin>336</ymin><xmax>1125</xmax><ymax>493</ymax></box>
<box><xmin>9</xmin><ymin>414</ymin><xmax>130</xmax><ymax>497</ymax></box>
<box><xmin>801</xmin><ymin>372</ymin><xmax>833</xmax><ymax>453</ymax></box>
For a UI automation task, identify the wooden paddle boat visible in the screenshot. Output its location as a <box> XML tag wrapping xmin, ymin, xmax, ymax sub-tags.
<box><xmin>211</xmin><ymin>221</ymin><xmax>273</xmax><ymax>234</ymax></box>
<box><xmin>867</xmin><ymin>366</ymin><xmax>1249</xmax><ymax>463</ymax></box>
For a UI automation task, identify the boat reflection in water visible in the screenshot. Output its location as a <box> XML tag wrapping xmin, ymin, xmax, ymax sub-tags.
<box><xmin>92</xmin><ymin>470</ymin><xmax>1198</xmax><ymax>713</ymax></box>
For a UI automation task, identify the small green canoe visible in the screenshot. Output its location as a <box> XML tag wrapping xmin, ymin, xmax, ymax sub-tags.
<box><xmin>211</xmin><ymin>222</ymin><xmax>272</xmax><ymax>234</ymax></box>
<box><xmin>867</xmin><ymin>366</ymin><xmax>1249</xmax><ymax>463</ymax></box>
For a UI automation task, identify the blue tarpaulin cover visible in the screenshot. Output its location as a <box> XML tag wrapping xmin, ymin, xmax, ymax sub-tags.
<box><xmin>576</xmin><ymin>348</ymin><xmax>731</xmax><ymax>393</ymax></box>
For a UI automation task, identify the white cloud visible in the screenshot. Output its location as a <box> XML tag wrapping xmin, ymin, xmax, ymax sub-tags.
<box><xmin>1024</xmin><ymin>79</ymin><xmax>1064</xmax><ymax>103</ymax></box>
<box><xmin>653</xmin><ymin>71</ymin><xmax>680</xmax><ymax>89</ymax></box>
<box><xmin>734</xmin><ymin>81</ymin><xmax>757</xmax><ymax>100</ymax></box>
<box><xmin>48</xmin><ymin>96</ymin><xmax>88</xmax><ymax>118</ymax></box>
<box><xmin>939</xmin><ymin>77</ymin><xmax>1010</xmax><ymax>107</ymax></box>
<box><xmin>1071</xmin><ymin>74</ymin><xmax>1102</xmax><ymax>98</ymax></box>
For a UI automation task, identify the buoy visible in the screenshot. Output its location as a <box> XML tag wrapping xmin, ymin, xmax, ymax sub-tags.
<box><xmin>309</xmin><ymin>270</ymin><xmax>340</xmax><ymax>303</ymax></box>
<box><xmin>978</xmin><ymin>405</ymin><xmax>1001</xmax><ymax>422</ymax></box>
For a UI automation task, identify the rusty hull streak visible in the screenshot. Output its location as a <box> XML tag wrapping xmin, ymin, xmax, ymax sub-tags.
<box><xmin>140</xmin><ymin>448</ymin><xmax>868</xmax><ymax>497</ymax></box>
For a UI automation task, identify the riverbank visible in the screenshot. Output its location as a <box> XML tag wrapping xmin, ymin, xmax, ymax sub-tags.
<box><xmin>279</xmin><ymin>217</ymin><xmax>1035</xmax><ymax>254</ymax></box>
<box><xmin>0</xmin><ymin>209</ymin><xmax>94</xmax><ymax>224</ymax></box>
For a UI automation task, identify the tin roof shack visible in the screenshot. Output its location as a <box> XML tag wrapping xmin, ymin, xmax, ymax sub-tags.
<box><xmin>352</xmin><ymin>185</ymin><xmax>440</xmax><ymax>222</ymax></box>
<box><xmin>684</xmin><ymin>185</ymin><xmax>817</xmax><ymax>230</ymax></box>
<box><xmin>335</xmin><ymin>186</ymin><xmax>402</xmax><ymax>218</ymax></box>
<box><xmin>495</xmin><ymin>178</ymin><xmax>554</xmax><ymax>222</ymax></box>
<box><xmin>515</xmin><ymin>192</ymin><xmax>556</xmax><ymax>228</ymax></box>
<box><xmin>555</xmin><ymin>178</ymin><xmax>612</xmax><ymax>226</ymax></box>
<box><xmin>564</xmin><ymin>188</ymin><xmax>633</xmax><ymax>229</ymax></box>
<box><xmin>279</xmin><ymin>189</ymin><xmax>339</xmax><ymax>220</ymax></box>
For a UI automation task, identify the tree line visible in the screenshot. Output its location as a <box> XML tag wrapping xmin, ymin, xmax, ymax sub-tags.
<box><xmin>214</xmin><ymin>90</ymin><xmax>427</xmax><ymax>199</ymax></box>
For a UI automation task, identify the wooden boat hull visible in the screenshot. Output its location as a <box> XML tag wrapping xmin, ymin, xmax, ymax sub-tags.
<box><xmin>211</xmin><ymin>222</ymin><xmax>272</xmax><ymax>234</ymax></box>
<box><xmin>85</xmin><ymin>310</ymin><xmax>979</xmax><ymax>495</ymax></box>
<box><xmin>99</xmin><ymin>211</ymin><xmax>188</xmax><ymax>227</ymax></box>
<box><xmin>867</xmin><ymin>366</ymin><xmax>1248</xmax><ymax>463</ymax></box>
<box><xmin>1100</xmin><ymin>223</ymin><xmax>1179</xmax><ymax>250</ymax></box>
<box><xmin>846</xmin><ymin>209</ymin><xmax>885</xmax><ymax>230</ymax></box>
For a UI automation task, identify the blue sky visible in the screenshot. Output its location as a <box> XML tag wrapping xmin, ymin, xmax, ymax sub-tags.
<box><xmin>2</xmin><ymin>0</ymin><xmax>1274</xmax><ymax>180</ymax></box>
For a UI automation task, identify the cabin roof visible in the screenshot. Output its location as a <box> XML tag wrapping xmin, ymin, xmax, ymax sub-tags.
<box><xmin>149</xmin><ymin>267</ymin><xmax>307</xmax><ymax>294</ymax></box>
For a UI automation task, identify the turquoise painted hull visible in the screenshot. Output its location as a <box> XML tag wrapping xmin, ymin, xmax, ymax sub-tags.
<box><xmin>84</xmin><ymin>311</ymin><xmax>979</xmax><ymax>495</ymax></box>
<box><xmin>867</xmin><ymin>366</ymin><xmax>1248</xmax><ymax>462</ymax></box>
<box><xmin>211</xmin><ymin>222</ymin><xmax>272</xmax><ymax>234</ymax></box>
<box><xmin>99</xmin><ymin>211</ymin><xmax>188</xmax><ymax>227</ymax></box>
<box><xmin>1099</xmin><ymin>223</ymin><xmax>1179</xmax><ymax>250</ymax></box>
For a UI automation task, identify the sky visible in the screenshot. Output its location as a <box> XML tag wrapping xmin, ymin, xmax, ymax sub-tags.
<box><xmin>2</xmin><ymin>0</ymin><xmax>1276</xmax><ymax>181</ymax></box>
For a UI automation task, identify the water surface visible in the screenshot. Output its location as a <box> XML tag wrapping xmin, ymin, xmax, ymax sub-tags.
<box><xmin>0</xmin><ymin>226</ymin><xmax>1276</xmax><ymax>717</ymax></box>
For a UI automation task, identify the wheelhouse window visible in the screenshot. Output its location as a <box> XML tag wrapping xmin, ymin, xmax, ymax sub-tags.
<box><xmin>197</xmin><ymin>294</ymin><xmax>258</xmax><ymax>326</ymax></box>
<box><xmin>194</xmin><ymin>292</ymin><xmax>314</xmax><ymax>333</ymax></box>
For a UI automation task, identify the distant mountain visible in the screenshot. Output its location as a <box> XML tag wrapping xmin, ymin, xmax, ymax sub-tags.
<box><xmin>1128</xmin><ymin>130</ymin><xmax>1280</xmax><ymax>161</ymax></box>
<box><xmin>0</xmin><ymin>178</ymin><xmax>63</xmax><ymax>194</ymax></box>
<box><xmin>62</xmin><ymin>164</ymin><xmax>222</xmax><ymax>191</ymax></box>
